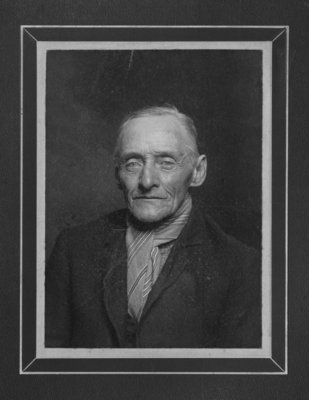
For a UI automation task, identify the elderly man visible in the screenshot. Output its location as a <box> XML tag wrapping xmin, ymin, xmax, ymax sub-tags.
<box><xmin>45</xmin><ymin>105</ymin><xmax>261</xmax><ymax>348</ymax></box>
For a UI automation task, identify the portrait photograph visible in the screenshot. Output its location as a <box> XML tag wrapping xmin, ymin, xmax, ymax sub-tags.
<box><xmin>20</xmin><ymin>26</ymin><xmax>287</xmax><ymax>374</ymax></box>
<box><xmin>3</xmin><ymin>0</ymin><xmax>309</xmax><ymax>396</ymax></box>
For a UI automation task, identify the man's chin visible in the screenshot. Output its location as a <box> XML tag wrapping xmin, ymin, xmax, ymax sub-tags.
<box><xmin>129</xmin><ymin>206</ymin><xmax>169</xmax><ymax>224</ymax></box>
<box><xmin>132</xmin><ymin>212</ymin><xmax>164</xmax><ymax>224</ymax></box>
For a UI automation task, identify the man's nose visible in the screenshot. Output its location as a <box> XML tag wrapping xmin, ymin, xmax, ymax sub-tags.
<box><xmin>138</xmin><ymin>163</ymin><xmax>159</xmax><ymax>190</ymax></box>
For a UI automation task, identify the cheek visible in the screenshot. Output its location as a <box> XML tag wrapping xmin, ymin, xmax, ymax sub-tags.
<box><xmin>161</xmin><ymin>172</ymin><xmax>192</xmax><ymax>195</ymax></box>
<box><xmin>119</xmin><ymin>172</ymin><xmax>139</xmax><ymax>192</ymax></box>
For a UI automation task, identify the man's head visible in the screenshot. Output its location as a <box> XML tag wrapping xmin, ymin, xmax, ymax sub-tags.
<box><xmin>114</xmin><ymin>105</ymin><xmax>207</xmax><ymax>224</ymax></box>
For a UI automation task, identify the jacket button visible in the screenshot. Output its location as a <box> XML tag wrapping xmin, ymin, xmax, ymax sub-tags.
<box><xmin>125</xmin><ymin>314</ymin><xmax>137</xmax><ymax>347</ymax></box>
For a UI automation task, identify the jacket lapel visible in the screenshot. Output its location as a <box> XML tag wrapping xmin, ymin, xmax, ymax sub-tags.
<box><xmin>102</xmin><ymin>207</ymin><xmax>218</xmax><ymax>336</ymax></box>
<box><xmin>140</xmin><ymin>208</ymin><xmax>213</xmax><ymax>321</ymax></box>
<box><xmin>102</xmin><ymin>214</ymin><xmax>128</xmax><ymax>346</ymax></box>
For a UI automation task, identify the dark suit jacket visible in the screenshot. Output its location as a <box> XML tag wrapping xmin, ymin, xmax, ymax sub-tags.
<box><xmin>45</xmin><ymin>207</ymin><xmax>261</xmax><ymax>348</ymax></box>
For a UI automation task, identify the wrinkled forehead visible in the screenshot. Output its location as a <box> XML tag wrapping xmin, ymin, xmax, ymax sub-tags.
<box><xmin>117</xmin><ymin>115</ymin><xmax>197</xmax><ymax>155</ymax></box>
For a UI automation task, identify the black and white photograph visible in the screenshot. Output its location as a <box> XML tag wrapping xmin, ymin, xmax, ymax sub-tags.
<box><xmin>45</xmin><ymin>48</ymin><xmax>265</xmax><ymax>352</ymax></box>
<box><xmin>4</xmin><ymin>0</ymin><xmax>309</xmax><ymax>396</ymax></box>
<box><xmin>19</xmin><ymin>26</ymin><xmax>287</xmax><ymax>374</ymax></box>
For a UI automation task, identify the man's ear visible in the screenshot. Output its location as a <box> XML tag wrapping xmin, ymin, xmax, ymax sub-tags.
<box><xmin>190</xmin><ymin>154</ymin><xmax>207</xmax><ymax>187</ymax></box>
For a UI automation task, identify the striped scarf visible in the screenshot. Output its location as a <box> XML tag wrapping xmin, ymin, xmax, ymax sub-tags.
<box><xmin>126</xmin><ymin>195</ymin><xmax>192</xmax><ymax>321</ymax></box>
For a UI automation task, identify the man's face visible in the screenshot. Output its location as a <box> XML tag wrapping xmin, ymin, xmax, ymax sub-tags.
<box><xmin>116</xmin><ymin>115</ymin><xmax>198</xmax><ymax>223</ymax></box>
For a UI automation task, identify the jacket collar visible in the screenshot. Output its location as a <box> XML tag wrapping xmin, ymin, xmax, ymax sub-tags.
<box><xmin>106</xmin><ymin>206</ymin><xmax>206</xmax><ymax>247</ymax></box>
<box><xmin>102</xmin><ymin>205</ymin><xmax>216</xmax><ymax>338</ymax></box>
<box><xmin>102</xmin><ymin>226</ymin><xmax>128</xmax><ymax>346</ymax></box>
<box><xmin>139</xmin><ymin>206</ymin><xmax>215</xmax><ymax>321</ymax></box>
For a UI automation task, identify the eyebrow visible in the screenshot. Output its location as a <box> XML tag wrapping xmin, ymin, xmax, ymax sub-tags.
<box><xmin>153</xmin><ymin>151</ymin><xmax>184</xmax><ymax>158</ymax></box>
<box><xmin>118</xmin><ymin>152</ymin><xmax>144</xmax><ymax>161</ymax></box>
<box><xmin>119</xmin><ymin>150</ymin><xmax>185</xmax><ymax>160</ymax></box>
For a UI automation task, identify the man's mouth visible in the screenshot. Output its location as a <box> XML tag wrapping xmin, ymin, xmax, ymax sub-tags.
<box><xmin>134</xmin><ymin>196</ymin><xmax>165</xmax><ymax>199</ymax></box>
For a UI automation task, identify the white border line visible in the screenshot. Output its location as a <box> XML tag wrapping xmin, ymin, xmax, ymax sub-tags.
<box><xmin>22</xmin><ymin>371</ymin><xmax>287</xmax><ymax>375</ymax></box>
<box><xmin>21</xmin><ymin>25</ymin><xmax>289</xmax><ymax>28</ymax></box>
<box><xmin>35</xmin><ymin>40</ymin><xmax>271</xmax><ymax>360</ymax></box>
<box><xmin>38</xmin><ymin>41</ymin><xmax>268</xmax><ymax>50</ymax></box>
<box><xmin>24</xmin><ymin>28</ymin><xmax>38</xmax><ymax>42</ymax></box>
<box><xmin>19</xmin><ymin>25</ymin><xmax>23</xmax><ymax>376</ymax></box>
<box><xmin>36</xmin><ymin>44</ymin><xmax>46</xmax><ymax>356</ymax></box>
<box><xmin>285</xmin><ymin>25</ymin><xmax>289</xmax><ymax>375</ymax></box>
<box><xmin>261</xmin><ymin>42</ymin><xmax>272</xmax><ymax>356</ymax></box>
<box><xmin>19</xmin><ymin>25</ymin><xmax>289</xmax><ymax>374</ymax></box>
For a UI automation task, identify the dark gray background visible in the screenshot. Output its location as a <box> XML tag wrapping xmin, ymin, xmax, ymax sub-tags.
<box><xmin>46</xmin><ymin>49</ymin><xmax>262</xmax><ymax>257</ymax></box>
<box><xmin>1</xmin><ymin>0</ymin><xmax>309</xmax><ymax>399</ymax></box>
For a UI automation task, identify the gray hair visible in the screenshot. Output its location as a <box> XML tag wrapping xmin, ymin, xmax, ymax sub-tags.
<box><xmin>114</xmin><ymin>105</ymin><xmax>200</xmax><ymax>162</ymax></box>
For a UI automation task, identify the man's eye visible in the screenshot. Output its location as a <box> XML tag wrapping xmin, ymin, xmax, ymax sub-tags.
<box><xmin>124</xmin><ymin>160</ymin><xmax>142</xmax><ymax>171</ymax></box>
<box><xmin>158</xmin><ymin>159</ymin><xmax>176</xmax><ymax>170</ymax></box>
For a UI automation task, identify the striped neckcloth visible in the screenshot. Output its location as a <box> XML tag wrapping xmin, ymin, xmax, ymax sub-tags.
<box><xmin>126</xmin><ymin>196</ymin><xmax>192</xmax><ymax>321</ymax></box>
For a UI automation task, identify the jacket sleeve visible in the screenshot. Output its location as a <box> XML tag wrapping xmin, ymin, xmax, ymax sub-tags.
<box><xmin>45</xmin><ymin>230</ymin><xmax>72</xmax><ymax>347</ymax></box>
<box><xmin>216</xmin><ymin>248</ymin><xmax>262</xmax><ymax>348</ymax></box>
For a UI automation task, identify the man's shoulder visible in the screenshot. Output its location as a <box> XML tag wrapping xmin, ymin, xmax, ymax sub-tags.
<box><xmin>55</xmin><ymin>209</ymin><xmax>127</xmax><ymax>245</ymax></box>
<box><xmin>192</xmin><ymin>208</ymin><xmax>259</xmax><ymax>253</ymax></box>
<box><xmin>55</xmin><ymin>207</ymin><xmax>258</xmax><ymax>263</ymax></box>
<box><xmin>188</xmin><ymin>208</ymin><xmax>260</xmax><ymax>274</ymax></box>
